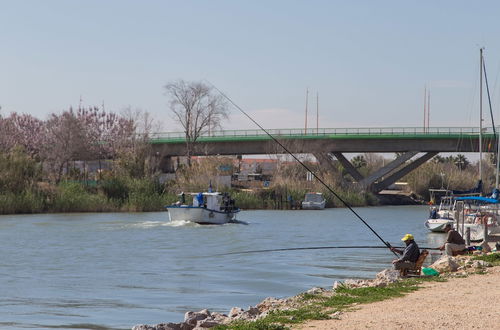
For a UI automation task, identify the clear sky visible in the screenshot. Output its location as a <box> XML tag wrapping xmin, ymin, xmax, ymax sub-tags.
<box><xmin>2</xmin><ymin>0</ymin><xmax>500</xmax><ymax>132</ymax></box>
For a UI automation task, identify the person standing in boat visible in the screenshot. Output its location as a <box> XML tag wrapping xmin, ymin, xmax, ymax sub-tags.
<box><xmin>390</xmin><ymin>234</ymin><xmax>420</xmax><ymax>271</ymax></box>
<box><xmin>439</xmin><ymin>223</ymin><xmax>466</xmax><ymax>256</ymax></box>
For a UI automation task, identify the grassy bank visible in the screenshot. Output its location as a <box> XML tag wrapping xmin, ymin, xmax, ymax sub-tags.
<box><xmin>0</xmin><ymin>180</ymin><xmax>179</xmax><ymax>214</ymax></box>
<box><xmin>212</xmin><ymin>253</ymin><xmax>500</xmax><ymax>330</ymax></box>
<box><xmin>214</xmin><ymin>277</ymin><xmax>446</xmax><ymax>330</ymax></box>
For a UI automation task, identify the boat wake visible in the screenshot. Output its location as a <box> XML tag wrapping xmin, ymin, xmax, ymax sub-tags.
<box><xmin>165</xmin><ymin>220</ymin><xmax>198</xmax><ymax>227</ymax></box>
<box><xmin>129</xmin><ymin>221</ymin><xmax>172</xmax><ymax>228</ymax></box>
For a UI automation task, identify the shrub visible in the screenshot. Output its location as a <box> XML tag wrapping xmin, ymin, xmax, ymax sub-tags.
<box><xmin>0</xmin><ymin>190</ymin><xmax>45</xmax><ymax>214</ymax></box>
<box><xmin>0</xmin><ymin>149</ymin><xmax>41</xmax><ymax>194</ymax></box>
<box><xmin>50</xmin><ymin>181</ymin><xmax>110</xmax><ymax>212</ymax></box>
<box><xmin>100</xmin><ymin>177</ymin><xmax>129</xmax><ymax>202</ymax></box>
<box><xmin>124</xmin><ymin>178</ymin><xmax>167</xmax><ymax>211</ymax></box>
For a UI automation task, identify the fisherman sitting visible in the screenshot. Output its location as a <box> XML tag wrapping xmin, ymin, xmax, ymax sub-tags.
<box><xmin>390</xmin><ymin>234</ymin><xmax>420</xmax><ymax>271</ymax></box>
<box><xmin>439</xmin><ymin>223</ymin><xmax>466</xmax><ymax>256</ymax></box>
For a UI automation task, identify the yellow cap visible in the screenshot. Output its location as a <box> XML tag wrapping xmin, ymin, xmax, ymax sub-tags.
<box><xmin>401</xmin><ymin>234</ymin><xmax>414</xmax><ymax>241</ymax></box>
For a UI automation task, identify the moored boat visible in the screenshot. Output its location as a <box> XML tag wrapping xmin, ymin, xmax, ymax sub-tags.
<box><xmin>454</xmin><ymin>195</ymin><xmax>500</xmax><ymax>241</ymax></box>
<box><xmin>424</xmin><ymin>183</ymin><xmax>482</xmax><ymax>233</ymax></box>
<box><xmin>301</xmin><ymin>192</ymin><xmax>326</xmax><ymax>210</ymax></box>
<box><xmin>425</xmin><ymin>218</ymin><xmax>455</xmax><ymax>232</ymax></box>
<box><xmin>165</xmin><ymin>191</ymin><xmax>240</xmax><ymax>225</ymax></box>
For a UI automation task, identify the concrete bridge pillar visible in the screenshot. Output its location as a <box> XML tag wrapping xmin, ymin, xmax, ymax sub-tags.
<box><xmin>371</xmin><ymin>152</ymin><xmax>438</xmax><ymax>192</ymax></box>
<box><xmin>332</xmin><ymin>152</ymin><xmax>364</xmax><ymax>181</ymax></box>
<box><xmin>358</xmin><ymin>151</ymin><xmax>419</xmax><ymax>189</ymax></box>
<box><xmin>314</xmin><ymin>151</ymin><xmax>439</xmax><ymax>193</ymax></box>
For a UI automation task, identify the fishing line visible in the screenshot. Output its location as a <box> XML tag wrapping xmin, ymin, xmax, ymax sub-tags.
<box><xmin>206</xmin><ymin>81</ymin><xmax>398</xmax><ymax>257</ymax></box>
<box><xmin>214</xmin><ymin>245</ymin><xmax>441</xmax><ymax>257</ymax></box>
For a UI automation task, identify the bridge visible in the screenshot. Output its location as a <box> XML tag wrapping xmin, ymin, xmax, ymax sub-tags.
<box><xmin>150</xmin><ymin>127</ymin><xmax>497</xmax><ymax>193</ymax></box>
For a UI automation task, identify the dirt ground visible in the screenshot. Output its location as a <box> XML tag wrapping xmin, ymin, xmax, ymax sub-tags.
<box><xmin>296</xmin><ymin>266</ymin><xmax>500</xmax><ymax>330</ymax></box>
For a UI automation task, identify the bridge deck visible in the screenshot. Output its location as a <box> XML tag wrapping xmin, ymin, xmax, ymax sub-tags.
<box><xmin>150</xmin><ymin>127</ymin><xmax>496</xmax><ymax>144</ymax></box>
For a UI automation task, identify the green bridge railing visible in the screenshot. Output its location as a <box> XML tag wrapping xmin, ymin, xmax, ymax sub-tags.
<box><xmin>149</xmin><ymin>126</ymin><xmax>497</xmax><ymax>142</ymax></box>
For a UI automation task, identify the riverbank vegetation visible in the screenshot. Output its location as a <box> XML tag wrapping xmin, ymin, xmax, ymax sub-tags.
<box><xmin>1</xmin><ymin>100</ymin><xmax>497</xmax><ymax>214</ymax></box>
<box><xmin>473</xmin><ymin>252</ymin><xmax>500</xmax><ymax>266</ymax></box>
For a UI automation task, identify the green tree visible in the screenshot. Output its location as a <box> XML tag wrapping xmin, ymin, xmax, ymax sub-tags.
<box><xmin>0</xmin><ymin>148</ymin><xmax>41</xmax><ymax>194</ymax></box>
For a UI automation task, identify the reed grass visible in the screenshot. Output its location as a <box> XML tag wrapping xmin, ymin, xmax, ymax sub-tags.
<box><xmin>49</xmin><ymin>181</ymin><xmax>111</xmax><ymax>212</ymax></box>
<box><xmin>0</xmin><ymin>191</ymin><xmax>45</xmax><ymax>214</ymax></box>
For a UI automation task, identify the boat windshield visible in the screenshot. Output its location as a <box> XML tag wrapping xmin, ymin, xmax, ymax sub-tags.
<box><xmin>305</xmin><ymin>193</ymin><xmax>324</xmax><ymax>202</ymax></box>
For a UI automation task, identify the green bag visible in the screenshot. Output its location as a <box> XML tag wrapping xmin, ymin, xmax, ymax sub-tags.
<box><xmin>422</xmin><ymin>267</ymin><xmax>440</xmax><ymax>276</ymax></box>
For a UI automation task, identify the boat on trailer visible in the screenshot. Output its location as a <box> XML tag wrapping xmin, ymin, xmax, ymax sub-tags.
<box><xmin>165</xmin><ymin>191</ymin><xmax>240</xmax><ymax>225</ymax></box>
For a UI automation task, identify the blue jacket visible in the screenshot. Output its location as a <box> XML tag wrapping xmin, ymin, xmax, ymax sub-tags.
<box><xmin>399</xmin><ymin>241</ymin><xmax>420</xmax><ymax>263</ymax></box>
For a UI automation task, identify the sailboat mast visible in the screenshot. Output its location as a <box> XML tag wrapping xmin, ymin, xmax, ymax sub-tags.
<box><xmin>316</xmin><ymin>92</ymin><xmax>319</xmax><ymax>134</ymax></box>
<box><xmin>305</xmin><ymin>88</ymin><xmax>309</xmax><ymax>134</ymax></box>
<box><xmin>496</xmin><ymin>126</ymin><xmax>500</xmax><ymax>188</ymax></box>
<box><xmin>479</xmin><ymin>48</ymin><xmax>484</xmax><ymax>184</ymax></box>
<box><xmin>427</xmin><ymin>89</ymin><xmax>431</xmax><ymax>131</ymax></box>
<box><xmin>423</xmin><ymin>86</ymin><xmax>427</xmax><ymax>132</ymax></box>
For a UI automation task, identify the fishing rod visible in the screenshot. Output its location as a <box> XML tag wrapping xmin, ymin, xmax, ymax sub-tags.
<box><xmin>215</xmin><ymin>245</ymin><xmax>442</xmax><ymax>257</ymax></box>
<box><xmin>207</xmin><ymin>81</ymin><xmax>398</xmax><ymax>257</ymax></box>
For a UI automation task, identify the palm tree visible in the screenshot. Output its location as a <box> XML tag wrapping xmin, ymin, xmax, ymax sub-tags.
<box><xmin>454</xmin><ymin>154</ymin><xmax>469</xmax><ymax>170</ymax></box>
<box><xmin>432</xmin><ymin>155</ymin><xmax>445</xmax><ymax>163</ymax></box>
<box><xmin>352</xmin><ymin>155</ymin><xmax>367</xmax><ymax>169</ymax></box>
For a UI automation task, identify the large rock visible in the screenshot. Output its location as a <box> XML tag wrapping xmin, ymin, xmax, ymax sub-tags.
<box><xmin>228</xmin><ymin>307</ymin><xmax>244</xmax><ymax>318</ymax></box>
<box><xmin>255</xmin><ymin>297</ymin><xmax>287</xmax><ymax>312</ymax></box>
<box><xmin>306</xmin><ymin>287</ymin><xmax>326</xmax><ymax>295</ymax></box>
<box><xmin>376</xmin><ymin>268</ymin><xmax>401</xmax><ymax>283</ymax></box>
<box><xmin>470</xmin><ymin>260</ymin><xmax>492</xmax><ymax>269</ymax></box>
<box><xmin>430</xmin><ymin>256</ymin><xmax>459</xmax><ymax>273</ymax></box>
<box><xmin>132</xmin><ymin>323</ymin><xmax>188</xmax><ymax>330</ymax></box>
<box><xmin>184</xmin><ymin>310</ymin><xmax>210</xmax><ymax>328</ymax></box>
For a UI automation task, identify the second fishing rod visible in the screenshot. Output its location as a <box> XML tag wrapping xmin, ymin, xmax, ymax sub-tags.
<box><xmin>207</xmin><ymin>81</ymin><xmax>398</xmax><ymax>257</ymax></box>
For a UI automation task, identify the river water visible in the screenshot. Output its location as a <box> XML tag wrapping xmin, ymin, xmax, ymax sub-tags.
<box><xmin>0</xmin><ymin>206</ymin><xmax>446</xmax><ymax>329</ymax></box>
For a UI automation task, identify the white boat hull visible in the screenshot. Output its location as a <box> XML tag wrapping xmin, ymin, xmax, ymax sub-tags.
<box><xmin>457</xmin><ymin>223</ymin><xmax>500</xmax><ymax>241</ymax></box>
<box><xmin>425</xmin><ymin>219</ymin><xmax>454</xmax><ymax>232</ymax></box>
<box><xmin>166</xmin><ymin>206</ymin><xmax>238</xmax><ymax>225</ymax></box>
<box><xmin>301</xmin><ymin>201</ymin><xmax>326</xmax><ymax>210</ymax></box>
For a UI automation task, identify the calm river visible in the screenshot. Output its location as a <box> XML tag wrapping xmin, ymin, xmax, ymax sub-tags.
<box><xmin>0</xmin><ymin>206</ymin><xmax>446</xmax><ymax>329</ymax></box>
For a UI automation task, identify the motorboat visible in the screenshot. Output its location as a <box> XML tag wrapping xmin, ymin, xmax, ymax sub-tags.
<box><xmin>425</xmin><ymin>218</ymin><xmax>455</xmax><ymax>232</ymax></box>
<box><xmin>425</xmin><ymin>190</ymin><xmax>456</xmax><ymax>232</ymax></box>
<box><xmin>424</xmin><ymin>184</ymin><xmax>481</xmax><ymax>233</ymax></box>
<box><xmin>165</xmin><ymin>191</ymin><xmax>240</xmax><ymax>225</ymax></box>
<box><xmin>302</xmin><ymin>192</ymin><xmax>326</xmax><ymax>210</ymax></box>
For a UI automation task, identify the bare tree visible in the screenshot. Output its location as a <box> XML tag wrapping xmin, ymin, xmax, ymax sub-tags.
<box><xmin>118</xmin><ymin>107</ymin><xmax>161</xmax><ymax>177</ymax></box>
<box><xmin>42</xmin><ymin>109</ymin><xmax>87</xmax><ymax>183</ymax></box>
<box><xmin>164</xmin><ymin>80</ymin><xmax>228</xmax><ymax>165</ymax></box>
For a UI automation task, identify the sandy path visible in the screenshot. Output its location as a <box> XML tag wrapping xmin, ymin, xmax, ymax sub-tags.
<box><xmin>296</xmin><ymin>267</ymin><xmax>500</xmax><ymax>330</ymax></box>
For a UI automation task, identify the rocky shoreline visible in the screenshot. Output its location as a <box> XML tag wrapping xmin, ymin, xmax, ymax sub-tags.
<box><xmin>132</xmin><ymin>251</ymin><xmax>497</xmax><ymax>330</ymax></box>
